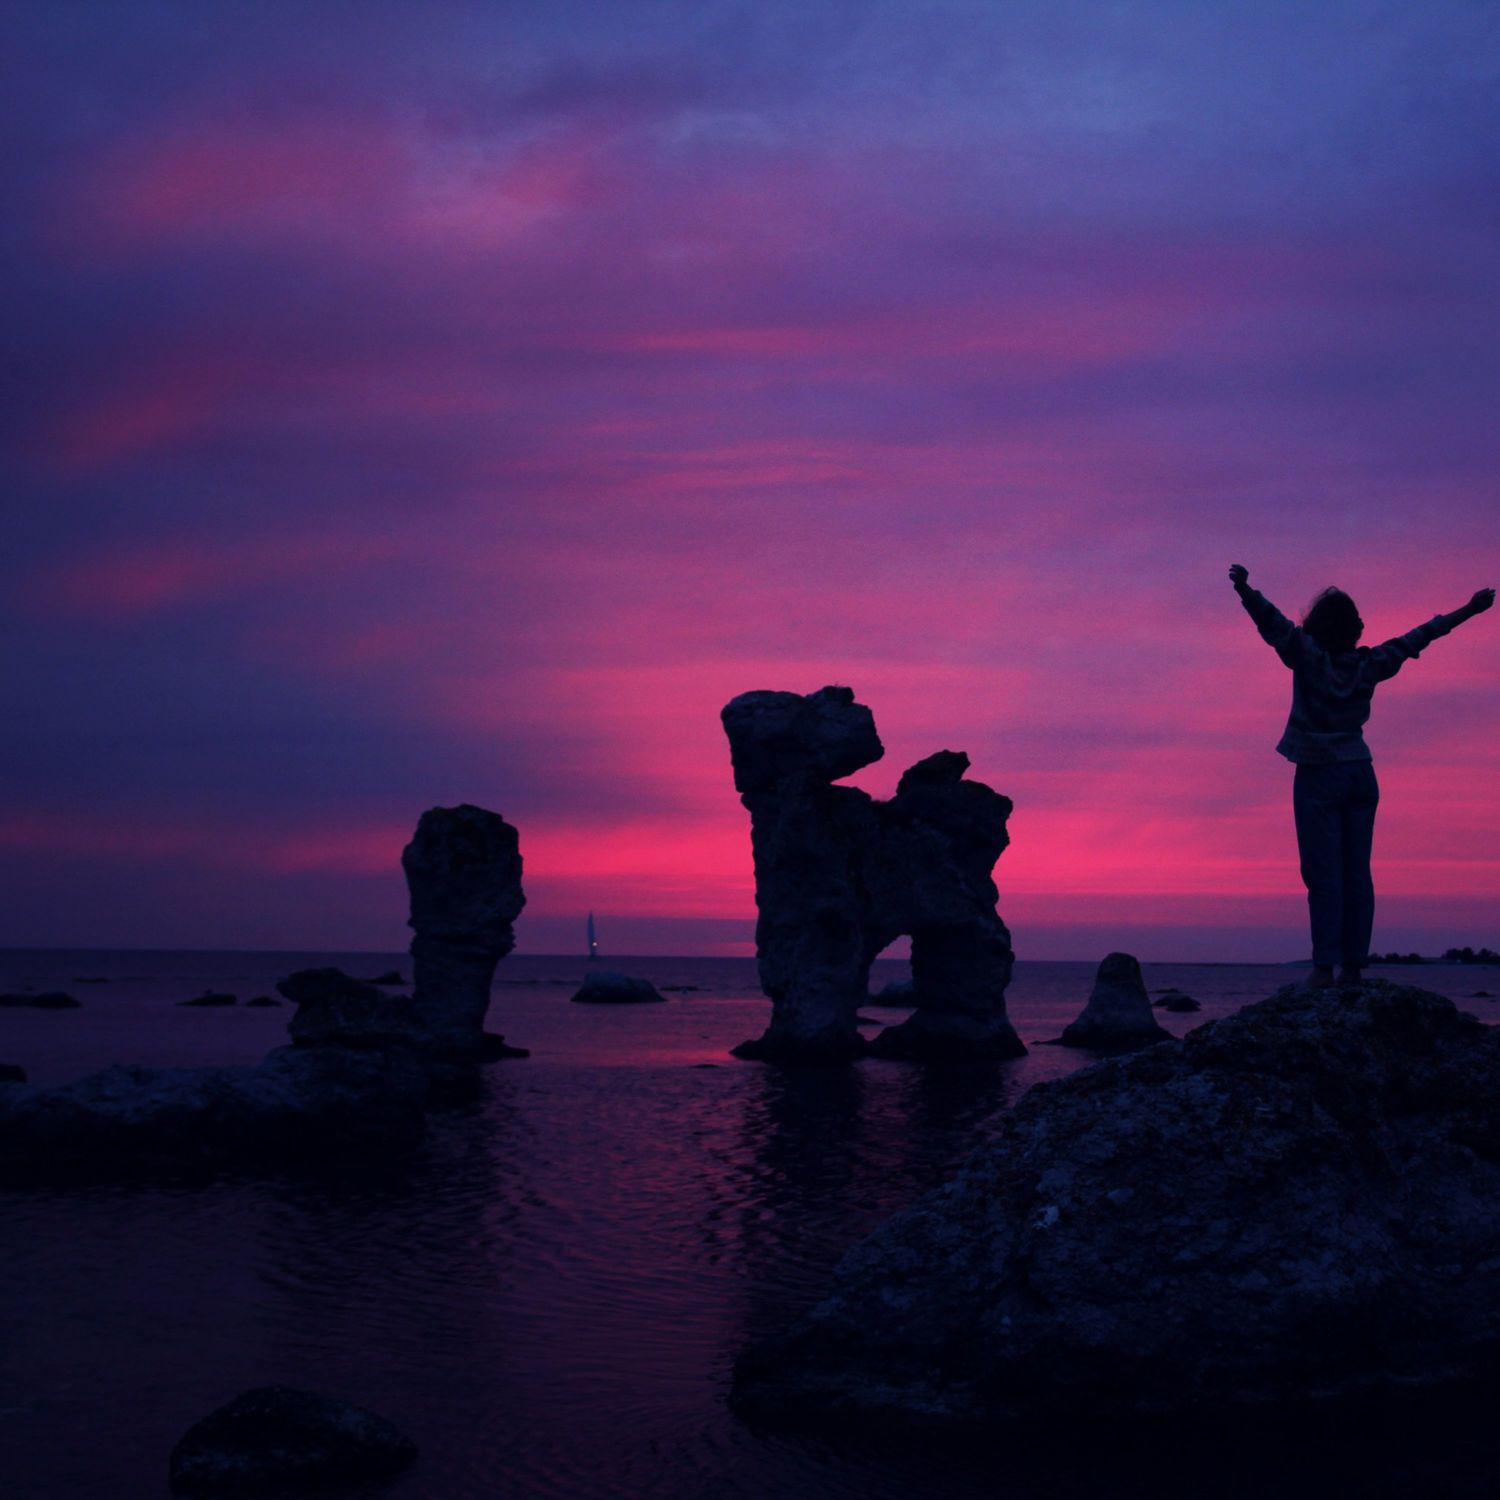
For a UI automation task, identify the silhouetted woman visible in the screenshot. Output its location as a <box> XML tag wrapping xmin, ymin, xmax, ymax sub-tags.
<box><xmin>1229</xmin><ymin>564</ymin><xmax>1493</xmax><ymax>988</ymax></box>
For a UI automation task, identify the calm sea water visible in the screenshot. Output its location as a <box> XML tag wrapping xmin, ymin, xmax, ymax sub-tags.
<box><xmin>2</xmin><ymin>950</ymin><xmax>1498</xmax><ymax>1499</ymax></box>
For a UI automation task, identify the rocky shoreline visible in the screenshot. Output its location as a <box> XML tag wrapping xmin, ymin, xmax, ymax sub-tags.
<box><xmin>733</xmin><ymin>979</ymin><xmax>1500</xmax><ymax>1427</ymax></box>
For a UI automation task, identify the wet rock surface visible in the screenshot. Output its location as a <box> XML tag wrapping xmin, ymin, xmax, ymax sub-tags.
<box><xmin>169</xmin><ymin>1385</ymin><xmax>417</xmax><ymax>1495</ymax></box>
<box><xmin>1058</xmin><ymin>953</ymin><xmax>1170</xmax><ymax>1051</ymax></box>
<box><xmin>570</xmin><ymin>971</ymin><xmax>668</xmax><ymax>1004</ymax></box>
<box><xmin>722</xmin><ymin>687</ymin><xmax>1021</xmax><ymax>1064</ymax></box>
<box><xmin>733</xmin><ymin>981</ymin><xmax>1500</xmax><ymax>1426</ymax></box>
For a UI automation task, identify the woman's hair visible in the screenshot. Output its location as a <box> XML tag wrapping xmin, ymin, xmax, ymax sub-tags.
<box><xmin>1303</xmin><ymin>587</ymin><xmax>1364</xmax><ymax>653</ymax></box>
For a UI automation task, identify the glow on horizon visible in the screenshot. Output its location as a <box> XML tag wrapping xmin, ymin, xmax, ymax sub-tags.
<box><xmin>2</xmin><ymin>2</ymin><xmax>1498</xmax><ymax>958</ymax></box>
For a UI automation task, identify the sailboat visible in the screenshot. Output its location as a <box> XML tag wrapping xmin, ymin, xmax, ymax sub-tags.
<box><xmin>587</xmin><ymin>911</ymin><xmax>599</xmax><ymax>962</ymax></box>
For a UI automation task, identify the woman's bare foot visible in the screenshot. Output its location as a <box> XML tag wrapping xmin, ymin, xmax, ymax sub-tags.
<box><xmin>1308</xmin><ymin>965</ymin><xmax>1337</xmax><ymax>989</ymax></box>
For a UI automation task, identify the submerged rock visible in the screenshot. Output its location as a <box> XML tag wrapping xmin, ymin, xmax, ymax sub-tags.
<box><xmin>723</xmin><ymin>688</ymin><xmax>1022</xmax><ymax>1064</ymax></box>
<box><xmin>0</xmin><ymin>991</ymin><xmax>80</xmax><ymax>1009</ymax></box>
<box><xmin>178</xmin><ymin>992</ymin><xmax>237</xmax><ymax>1008</ymax></box>
<box><xmin>169</xmin><ymin>1385</ymin><xmax>417</xmax><ymax>1495</ymax></box>
<box><xmin>1059</xmin><ymin>953</ymin><xmax>1170</xmax><ymax>1052</ymax></box>
<box><xmin>570</xmin><ymin>971</ymin><xmax>667</xmax><ymax>1004</ymax></box>
<box><xmin>733</xmin><ymin>981</ymin><xmax>1500</xmax><ymax>1427</ymax></box>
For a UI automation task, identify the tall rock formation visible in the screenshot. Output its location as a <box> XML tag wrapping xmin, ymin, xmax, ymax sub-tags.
<box><xmin>403</xmin><ymin>804</ymin><xmax>526</xmax><ymax>1057</ymax></box>
<box><xmin>721</xmin><ymin>686</ymin><xmax>1022</xmax><ymax>1063</ymax></box>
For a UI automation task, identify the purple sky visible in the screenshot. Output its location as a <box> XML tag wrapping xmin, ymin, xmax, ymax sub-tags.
<box><xmin>3</xmin><ymin>2</ymin><xmax>1497</xmax><ymax>958</ymax></box>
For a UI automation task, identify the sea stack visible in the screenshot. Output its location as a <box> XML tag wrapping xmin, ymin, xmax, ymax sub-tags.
<box><xmin>722</xmin><ymin>686</ymin><xmax>1023</xmax><ymax>1063</ymax></box>
<box><xmin>402</xmin><ymin>804</ymin><xmax>526</xmax><ymax>1058</ymax></box>
<box><xmin>1060</xmin><ymin>952</ymin><xmax>1170</xmax><ymax>1051</ymax></box>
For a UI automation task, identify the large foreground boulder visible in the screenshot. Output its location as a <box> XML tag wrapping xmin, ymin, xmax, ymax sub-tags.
<box><xmin>1058</xmin><ymin>953</ymin><xmax>1170</xmax><ymax>1051</ymax></box>
<box><xmin>170</xmin><ymin>1385</ymin><xmax>417</xmax><ymax>1494</ymax></box>
<box><xmin>733</xmin><ymin>981</ymin><xmax>1500</xmax><ymax>1426</ymax></box>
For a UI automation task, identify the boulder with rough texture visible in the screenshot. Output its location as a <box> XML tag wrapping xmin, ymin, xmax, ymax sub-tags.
<box><xmin>570</xmin><ymin>971</ymin><xmax>667</xmax><ymax>1004</ymax></box>
<box><xmin>0</xmin><ymin>991</ymin><xmax>80</xmax><ymax>1009</ymax></box>
<box><xmin>733</xmin><ymin>981</ymin><xmax>1500</xmax><ymax>1427</ymax></box>
<box><xmin>169</xmin><ymin>1385</ymin><xmax>417</xmax><ymax>1495</ymax></box>
<box><xmin>0</xmin><ymin>1045</ymin><xmax>428</xmax><ymax>1181</ymax></box>
<box><xmin>1059</xmin><ymin>953</ymin><xmax>1170</xmax><ymax>1051</ymax></box>
<box><xmin>403</xmin><ymin>804</ymin><xmax>526</xmax><ymax>1057</ymax></box>
<box><xmin>722</xmin><ymin>688</ymin><xmax>1021</xmax><ymax>1063</ymax></box>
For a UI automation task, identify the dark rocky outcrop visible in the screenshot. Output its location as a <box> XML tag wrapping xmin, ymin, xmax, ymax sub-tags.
<box><xmin>0</xmin><ymin>1047</ymin><xmax>428</xmax><ymax>1180</ymax></box>
<box><xmin>0</xmin><ymin>1064</ymin><xmax>24</xmax><ymax>1084</ymax></box>
<box><xmin>733</xmin><ymin>981</ymin><xmax>1500</xmax><ymax>1427</ymax></box>
<box><xmin>1058</xmin><ymin>953</ymin><xmax>1170</xmax><ymax>1051</ymax></box>
<box><xmin>0</xmin><ymin>991</ymin><xmax>80</xmax><ymax>1009</ymax></box>
<box><xmin>244</xmin><ymin>995</ymin><xmax>281</xmax><ymax>1008</ymax></box>
<box><xmin>570</xmin><ymin>971</ymin><xmax>667</xmax><ymax>1004</ymax></box>
<box><xmin>866</xmin><ymin>978</ymin><xmax>916</xmax><ymax>1007</ymax></box>
<box><xmin>367</xmin><ymin>969</ymin><xmax>405</xmax><ymax>985</ymax></box>
<box><xmin>722</xmin><ymin>687</ymin><xmax>1021</xmax><ymax>1064</ymax></box>
<box><xmin>279</xmin><ymin>968</ymin><xmax>416</xmax><ymax>1049</ymax></box>
<box><xmin>169</xmin><ymin>1385</ymin><xmax>417</xmax><ymax>1495</ymax></box>
<box><xmin>178</xmin><ymin>992</ymin><xmax>237</xmax><ymax>1008</ymax></box>
<box><xmin>403</xmin><ymin>804</ymin><xmax>526</xmax><ymax>1057</ymax></box>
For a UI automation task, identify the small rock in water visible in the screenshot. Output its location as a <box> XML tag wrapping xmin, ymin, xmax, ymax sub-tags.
<box><xmin>1473</xmin><ymin>991</ymin><xmax>1494</xmax><ymax>999</ymax></box>
<box><xmin>0</xmin><ymin>1063</ymin><xmax>25</xmax><ymax>1084</ymax></box>
<box><xmin>1059</xmin><ymin>953</ymin><xmax>1170</xmax><ymax>1051</ymax></box>
<box><xmin>660</xmin><ymin>984</ymin><xmax>700</xmax><ymax>992</ymax></box>
<box><xmin>244</xmin><ymin>995</ymin><xmax>281</xmax><ymax>1008</ymax></box>
<box><xmin>0</xmin><ymin>991</ymin><xmax>81</xmax><ymax>1009</ymax></box>
<box><xmin>169</xmin><ymin>1384</ymin><xmax>417</xmax><ymax>1495</ymax></box>
<box><xmin>366</xmin><ymin>970</ymin><xmax>405</xmax><ymax>985</ymax></box>
<box><xmin>866</xmin><ymin>979</ymin><xmax>916</xmax><ymax>1007</ymax></box>
<box><xmin>177</xmin><ymin>992</ymin><xmax>237</xmax><ymax>1008</ymax></box>
<box><xmin>570</xmin><ymin>971</ymin><xmax>668</xmax><ymax>1004</ymax></box>
<box><xmin>1153</xmin><ymin>988</ymin><xmax>1202</xmax><ymax>1012</ymax></box>
<box><xmin>73</xmin><ymin>976</ymin><xmax>110</xmax><ymax>984</ymax></box>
